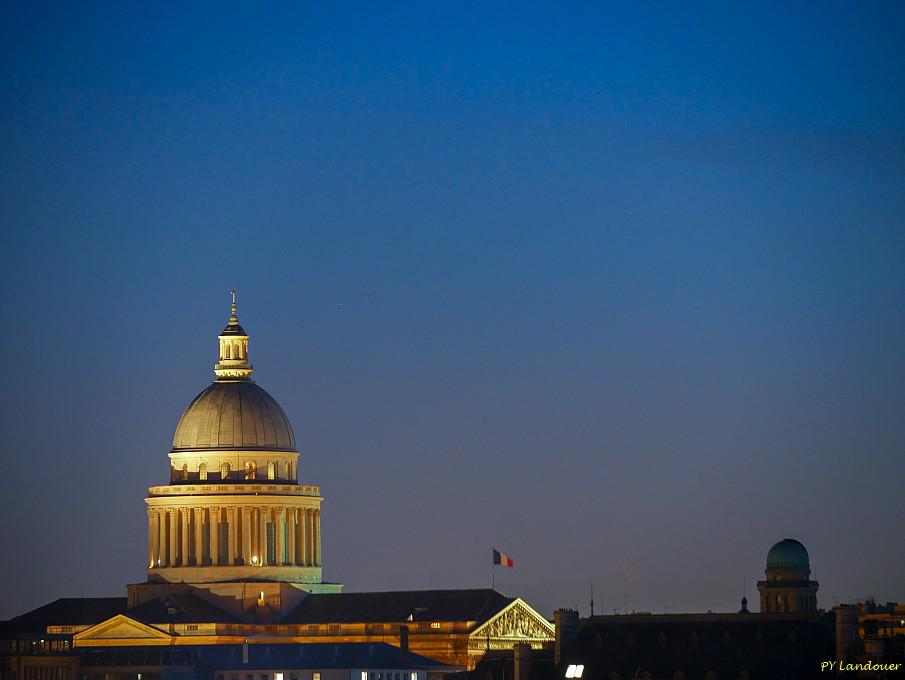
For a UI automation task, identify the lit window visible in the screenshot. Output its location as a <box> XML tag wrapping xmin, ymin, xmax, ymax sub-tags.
<box><xmin>312</xmin><ymin>674</ymin><xmax>321</xmax><ymax>680</ymax></box>
<box><xmin>221</xmin><ymin>462</ymin><xmax>231</xmax><ymax>480</ymax></box>
<box><xmin>430</xmin><ymin>622</ymin><xmax>441</xmax><ymax>629</ymax></box>
<box><xmin>245</xmin><ymin>462</ymin><xmax>256</xmax><ymax>480</ymax></box>
<box><xmin>199</xmin><ymin>463</ymin><xmax>208</xmax><ymax>481</ymax></box>
<box><xmin>361</xmin><ymin>673</ymin><xmax>367</xmax><ymax>680</ymax></box>
<box><xmin>411</xmin><ymin>674</ymin><xmax>417</xmax><ymax>680</ymax></box>
<box><xmin>565</xmin><ymin>665</ymin><xmax>584</xmax><ymax>679</ymax></box>
<box><xmin>181</xmin><ymin>463</ymin><xmax>189</xmax><ymax>480</ymax></box>
<box><xmin>268</xmin><ymin>462</ymin><xmax>276</xmax><ymax>480</ymax></box>
<box><xmin>275</xmin><ymin>675</ymin><xmax>283</xmax><ymax>680</ymax></box>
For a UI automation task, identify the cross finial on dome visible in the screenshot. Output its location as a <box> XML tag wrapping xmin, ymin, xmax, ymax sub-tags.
<box><xmin>215</xmin><ymin>290</ymin><xmax>253</xmax><ymax>379</ymax></box>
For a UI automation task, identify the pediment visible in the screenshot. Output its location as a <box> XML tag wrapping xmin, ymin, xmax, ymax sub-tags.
<box><xmin>470</xmin><ymin>599</ymin><xmax>554</xmax><ymax>641</ymax></box>
<box><xmin>74</xmin><ymin>614</ymin><xmax>171</xmax><ymax>643</ymax></box>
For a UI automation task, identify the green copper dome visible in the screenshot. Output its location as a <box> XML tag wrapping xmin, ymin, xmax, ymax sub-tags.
<box><xmin>766</xmin><ymin>538</ymin><xmax>810</xmax><ymax>571</ymax></box>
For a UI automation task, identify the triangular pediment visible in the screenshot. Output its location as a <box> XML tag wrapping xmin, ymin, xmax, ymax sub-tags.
<box><xmin>470</xmin><ymin>599</ymin><xmax>554</xmax><ymax>641</ymax></box>
<box><xmin>74</xmin><ymin>614</ymin><xmax>171</xmax><ymax>644</ymax></box>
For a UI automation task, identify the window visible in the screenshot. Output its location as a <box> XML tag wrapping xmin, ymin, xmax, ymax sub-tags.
<box><xmin>283</xmin><ymin>522</ymin><xmax>289</xmax><ymax>564</ymax></box>
<box><xmin>312</xmin><ymin>674</ymin><xmax>320</xmax><ymax>680</ymax></box>
<box><xmin>202</xmin><ymin>522</ymin><xmax>211</xmax><ymax>564</ymax></box>
<box><xmin>287</xmin><ymin>461</ymin><xmax>293</xmax><ymax>480</ymax></box>
<box><xmin>430</xmin><ymin>622</ymin><xmax>441</xmax><ymax>629</ymax></box>
<box><xmin>328</xmin><ymin>624</ymin><xmax>341</xmax><ymax>634</ymax></box>
<box><xmin>221</xmin><ymin>462</ymin><xmax>231</xmax><ymax>480</ymax></box>
<box><xmin>218</xmin><ymin>522</ymin><xmax>229</xmax><ymax>563</ymax></box>
<box><xmin>268</xmin><ymin>461</ymin><xmax>276</xmax><ymax>480</ymax></box>
<box><xmin>275</xmin><ymin>675</ymin><xmax>283</xmax><ymax>680</ymax></box>
<box><xmin>181</xmin><ymin>463</ymin><xmax>189</xmax><ymax>480</ymax></box>
<box><xmin>266</xmin><ymin>523</ymin><xmax>276</xmax><ymax>565</ymax></box>
<box><xmin>199</xmin><ymin>462</ymin><xmax>208</xmax><ymax>480</ymax></box>
<box><xmin>245</xmin><ymin>462</ymin><xmax>256</xmax><ymax>480</ymax></box>
<box><xmin>565</xmin><ymin>666</ymin><xmax>584</xmax><ymax>679</ymax></box>
<box><xmin>362</xmin><ymin>673</ymin><xmax>368</xmax><ymax>680</ymax></box>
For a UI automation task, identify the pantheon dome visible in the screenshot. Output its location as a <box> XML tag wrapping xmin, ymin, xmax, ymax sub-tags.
<box><xmin>172</xmin><ymin>381</ymin><xmax>296</xmax><ymax>452</ymax></box>
<box><xmin>171</xmin><ymin>296</ymin><xmax>297</xmax><ymax>453</ymax></box>
<box><xmin>142</xmin><ymin>293</ymin><xmax>339</xmax><ymax>594</ymax></box>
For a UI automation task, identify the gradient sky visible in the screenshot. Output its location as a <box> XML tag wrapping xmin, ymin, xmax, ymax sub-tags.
<box><xmin>2</xmin><ymin>2</ymin><xmax>904</xmax><ymax>620</ymax></box>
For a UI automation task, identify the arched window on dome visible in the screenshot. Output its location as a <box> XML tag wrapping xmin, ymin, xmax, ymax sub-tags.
<box><xmin>198</xmin><ymin>462</ymin><xmax>208</xmax><ymax>481</ymax></box>
<box><xmin>220</xmin><ymin>462</ymin><xmax>230</xmax><ymax>480</ymax></box>
<box><xmin>181</xmin><ymin>463</ymin><xmax>188</xmax><ymax>481</ymax></box>
<box><xmin>245</xmin><ymin>462</ymin><xmax>256</xmax><ymax>480</ymax></box>
<box><xmin>267</xmin><ymin>462</ymin><xmax>276</xmax><ymax>480</ymax></box>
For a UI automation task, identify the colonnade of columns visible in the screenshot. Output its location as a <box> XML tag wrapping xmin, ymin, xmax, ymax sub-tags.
<box><xmin>148</xmin><ymin>505</ymin><xmax>320</xmax><ymax>569</ymax></box>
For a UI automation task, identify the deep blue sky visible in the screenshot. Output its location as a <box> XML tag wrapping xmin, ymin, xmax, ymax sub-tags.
<box><xmin>2</xmin><ymin>2</ymin><xmax>904</xmax><ymax>619</ymax></box>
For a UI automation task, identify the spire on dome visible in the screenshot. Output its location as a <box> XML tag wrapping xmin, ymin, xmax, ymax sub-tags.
<box><xmin>214</xmin><ymin>290</ymin><xmax>253</xmax><ymax>380</ymax></box>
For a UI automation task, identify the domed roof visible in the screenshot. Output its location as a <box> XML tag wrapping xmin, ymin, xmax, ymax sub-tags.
<box><xmin>766</xmin><ymin>538</ymin><xmax>810</xmax><ymax>571</ymax></box>
<box><xmin>172</xmin><ymin>380</ymin><xmax>297</xmax><ymax>452</ymax></box>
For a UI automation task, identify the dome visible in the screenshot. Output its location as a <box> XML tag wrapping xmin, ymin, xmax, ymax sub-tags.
<box><xmin>172</xmin><ymin>381</ymin><xmax>297</xmax><ymax>452</ymax></box>
<box><xmin>766</xmin><ymin>538</ymin><xmax>810</xmax><ymax>571</ymax></box>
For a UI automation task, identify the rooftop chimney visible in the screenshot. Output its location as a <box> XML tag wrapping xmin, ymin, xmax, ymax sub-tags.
<box><xmin>400</xmin><ymin>625</ymin><xmax>410</xmax><ymax>664</ymax></box>
<box><xmin>554</xmin><ymin>610</ymin><xmax>579</xmax><ymax>666</ymax></box>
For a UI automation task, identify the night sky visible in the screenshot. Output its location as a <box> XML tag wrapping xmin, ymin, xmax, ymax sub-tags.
<box><xmin>2</xmin><ymin>2</ymin><xmax>904</xmax><ymax>620</ymax></box>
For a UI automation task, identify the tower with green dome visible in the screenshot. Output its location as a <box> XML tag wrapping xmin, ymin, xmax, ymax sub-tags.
<box><xmin>757</xmin><ymin>538</ymin><xmax>819</xmax><ymax>613</ymax></box>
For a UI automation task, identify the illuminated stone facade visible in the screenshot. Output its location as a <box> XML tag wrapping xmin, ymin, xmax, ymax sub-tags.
<box><xmin>135</xmin><ymin>293</ymin><xmax>341</xmax><ymax>608</ymax></box>
<box><xmin>3</xmin><ymin>297</ymin><xmax>554</xmax><ymax>673</ymax></box>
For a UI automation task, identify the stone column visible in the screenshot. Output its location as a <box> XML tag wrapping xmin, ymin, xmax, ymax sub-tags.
<box><xmin>227</xmin><ymin>507</ymin><xmax>236</xmax><ymax>565</ymax></box>
<box><xmin>300</xmin><ymin>509</ymin><xmax>307</xmax><ymax>566</ymax></box>
<box><xmin>275</xmin><ymin>507</ymin><xmax>285</xmax><ymax>565</ymax></box>
<box><xmin>298</xmin><ymin>509</ymin><xmax>306</xmax><ymax>566</ymax></box>
<box><xmin>314</xmin><ymin>509</ymin><xmax>321</xmax><ymax>566</ymax></box>
<box><xmin>287</xmin><ymin>508</ymin><xmax>296</xmax><ymax>566</ymax></box>
<box><xmin>210</xmin><ymin>507</ymin><xmax>219</xmax><ymax>566</ymax></box>
<box><xmin>147</xmin><ymin>510</ymin><xmax>157</xmax><ymax>568</ymax></box>
<box><xmin>259</xmin><ymin>507</ymin><xmax>268</xmax><ymax>565</ymax></box>
<box><xmin>168</xmin><ymin>510</ymin><xmax>178</xmax><ymax>567</ymax></box>
<box><xmin>193</xmin><ymin>508</ymin><xmax>204</xmax><ymax>566</ymax></box>
<box><xmin>158</xmin><ymin>509</ymin><xmax>168</xmax><ymax>566</ymax></box>
<box><xmin>306</xmin><ymin>508</ymin><xmax>314</xmax><ymax>566</ymax></box>
<box><xmin>180</xmin><ymin>509</ymin><xmax>190</xmax><ymax>567</ymax></box>
<box><xmin>241</xmin><ymin>506</ymin><xmax>251</xmax><ymax>565</ymax></box>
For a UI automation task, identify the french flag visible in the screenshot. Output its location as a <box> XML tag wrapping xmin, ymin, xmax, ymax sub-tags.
<box><xmin>493</xmin><ymin>548</ymin><xmax>514</xmax><ymax>568</ymax></box>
